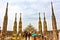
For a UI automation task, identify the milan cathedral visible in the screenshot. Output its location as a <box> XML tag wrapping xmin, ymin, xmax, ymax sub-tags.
<box><xmin>0</xmin><ymin>2</ymin><xmax>58</xmax><ymax>40</ymax></box>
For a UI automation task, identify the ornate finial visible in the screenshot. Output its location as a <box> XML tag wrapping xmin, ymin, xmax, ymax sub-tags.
<box><xmin>44</xmin><ymin>12</ymin><xmax>45</xmax><ymax>20</ymax></box>
<box><xmin>20</xmin><ymin>13</ymin><xmax>21</xmax><ymax>17</ymax></box>
<box><xmin>51</xmin><ymin>1</ymin><xmax>53</xmax><ymax>7</ymax></box>
<box><xmin>51</xmin><ymin>2</ymin><xmax>55</xmax><ymax>16</ymax></box>
<box><xmin>5</xmin><ymin>2</ymin><xmax>8</xmax><ymax>16</ymax></box>
<box><xmin>15</xmin><ymin>13</ymin><xmax>17</xmax><ymax>21</ymax></box>
<box><xmin>39</xmin><ymin>12</ymin><xmax>40</xmax><ymax>20</ymax></box>
<box><xmin>51</xmin><ymin>2</ymin><xmax>53</xmax><ymax>9</ymax></box>
<box><xmin>20</xmin><ymin>13</ymin><xmax>22</xmax><ymax>21</ymax></box>
<box><xmin>39</xmin><ymin>12</ymin><xmax>40</xmax><ymax>17</ymax></box>
<box><xmin>7</xmin><ymin>2</ymin><xmax>8</xmax><ymax>7</ymax></box>
<box><xmin>51</xmin><ymin>2</ymin><xmax>53</xmax><ymax>5</ymax></box>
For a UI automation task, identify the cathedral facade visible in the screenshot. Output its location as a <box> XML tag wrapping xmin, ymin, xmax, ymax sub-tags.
<box><xmin>0</xmin><ymin>2</ymin><xmax>59</xmax><ymax>40</ymax></box>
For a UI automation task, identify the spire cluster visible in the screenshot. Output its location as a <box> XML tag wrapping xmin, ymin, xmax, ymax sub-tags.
<box><xmin>1</xmin><ymin>2</ymin><xmax>58</xmax><ymax>40</ymax></box>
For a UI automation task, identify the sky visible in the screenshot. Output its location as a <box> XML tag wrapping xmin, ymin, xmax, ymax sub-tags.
<box><xmin>0</xmin><ymin>0</ymin><xmax>60</xmax><ymax>31</ymax></box>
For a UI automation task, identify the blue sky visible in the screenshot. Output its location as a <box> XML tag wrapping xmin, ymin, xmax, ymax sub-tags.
<box><xmin>0</xmin><ymin>0</ymin><xmax>60</xmax><ymax>31</ymax></box>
